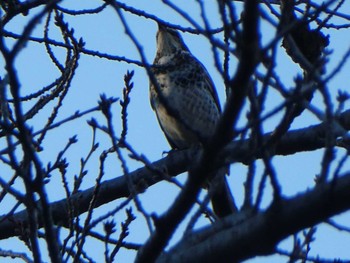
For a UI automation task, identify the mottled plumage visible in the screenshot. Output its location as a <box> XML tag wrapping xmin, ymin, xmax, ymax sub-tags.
<box><xmin>150</xmin><ymin>25</ymin><xmax>236</xmax><ymax>218</ymax></box>
<box><xmin>150</xmin><ymin>27</ymin><xmax>221</xmax><ymax>149</ymax></box>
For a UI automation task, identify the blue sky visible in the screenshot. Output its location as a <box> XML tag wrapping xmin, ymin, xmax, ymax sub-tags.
<box><xmin>1</xmin><ymin>0</ymin><xmax>350</xmax><ymax>262</ymax></box>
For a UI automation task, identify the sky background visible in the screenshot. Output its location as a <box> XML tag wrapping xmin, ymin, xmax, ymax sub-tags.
<box><xmin>1</xmin><ymin>0</ymin><xmax>350</xmax><ymax>262</ymax></box>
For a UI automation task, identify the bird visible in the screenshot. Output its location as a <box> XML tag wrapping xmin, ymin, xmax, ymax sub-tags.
<box><xmin>149</xmin><ymin>24</ymin><xmax>237</xmax><ymax>218</ymax></box>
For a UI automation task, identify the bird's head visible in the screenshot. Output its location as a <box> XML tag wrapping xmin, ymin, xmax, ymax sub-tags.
<box><xmin>155</xmin><ymin>24</ymin><xmax>189</xmax><ymax>58</ymax></box>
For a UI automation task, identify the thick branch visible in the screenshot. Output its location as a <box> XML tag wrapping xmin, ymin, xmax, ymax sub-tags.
<box><xmin>156</xmin><ymin>171</ymin><xmax>350</xmax><ymax>263</ymax></box>
<box><xmin>0</xmin><ymin>110</ymin><xmax>349</xmax><ymax>240</ymax></box>
<box><xmin>224</xmin><ymin>110</ymin><xmax>350</xmax><ymax>164</ymax></box>
<box><xmin>0</xmin><ymin>150</ymin><xmax>189</xmax><ymax>240</ymax></box>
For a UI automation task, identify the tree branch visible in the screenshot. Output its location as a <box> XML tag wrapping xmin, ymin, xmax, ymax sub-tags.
<box><xmin>156</xmin><ymin>170</ymin><xmax>350</xmax><ymax>263</ymax></box>
<box><xmin>0</xmin><ymin>110</ymin><xmax>349</xmax><ymax>240</ymax></box>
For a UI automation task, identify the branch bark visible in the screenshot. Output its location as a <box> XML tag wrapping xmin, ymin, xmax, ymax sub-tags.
<box><xmin>156</xmin><ymin>171</ymin><xmax>350</xmax><ymax>263</ymax></box>
<box><xmin>0</xmin><ymin>110</ymin><xmax>349</xmax><ymax>240</ymax></box>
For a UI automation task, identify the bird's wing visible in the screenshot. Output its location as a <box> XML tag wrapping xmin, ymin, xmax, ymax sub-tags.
<box><xmin>194</xmin><ymin>58</ymin><xmax>222</xmax><ymax>113</ymax></box>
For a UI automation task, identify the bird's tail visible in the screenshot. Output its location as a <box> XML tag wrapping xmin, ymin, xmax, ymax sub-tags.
<box><xmin>209</xmin><ymin>167</ymin><xmax>237</xmax><ymax>218</ymax></box>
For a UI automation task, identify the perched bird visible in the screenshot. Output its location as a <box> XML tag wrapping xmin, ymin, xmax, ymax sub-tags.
<box><xmin>149</xmin><ymin>24</ymin><xmax>236</xmax><ymax>218</ymax></box>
